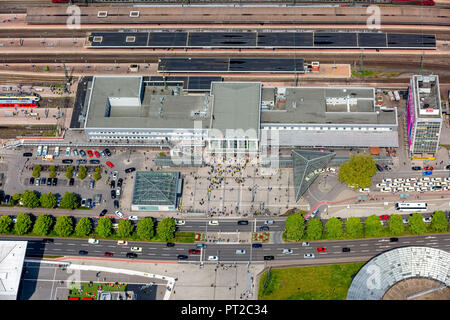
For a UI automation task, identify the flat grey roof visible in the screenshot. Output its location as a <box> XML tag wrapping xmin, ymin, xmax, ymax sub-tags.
<box><xmin>0</xmin><ymin>241</ymin><xmax>27</xmax><ymax>300</ymax></box>
<box><xmin>85</xmin><ymin>76</ymin><xmax>211</xmax><ymax>129</ymax></box>
<box><xmin>261</xmin><ymin>87</ymin><xmax>397</xmax><ymax>125</ymax></box>
<box><xmin>210</xmin><ymin>82</ymin><xmax>261</xmax><ymax>139</ymax></box>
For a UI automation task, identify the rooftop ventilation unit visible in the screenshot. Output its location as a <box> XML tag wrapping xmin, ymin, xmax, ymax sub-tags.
<box><xmin>126</xmin><ymin>36</ymin><xmax>136</xmax><ymax>43</ymax></box>
<box><xmin>129</xmin><ymin>11</ymin><xmax>140</xmax><ymax>18</ymax></box>
<box><xmin>92</xmin><ymin>36</ymin><xmax>103</xmax><ymax>43</ymax></box>
<box><xmin>97</xmin><ymin>11</ymin><xmax>108</xmax><ymax>18</ymax></box>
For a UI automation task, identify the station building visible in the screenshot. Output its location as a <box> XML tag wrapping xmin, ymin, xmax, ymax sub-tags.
<box><xmin>406</xmin><ymin>75</ymin><xmax>442</xmax><ymax>159</ymax></box>
<box><xmin>83</xmin><ymin>76</ymin><xmax>398</xmax><ymax>154</ymax></box>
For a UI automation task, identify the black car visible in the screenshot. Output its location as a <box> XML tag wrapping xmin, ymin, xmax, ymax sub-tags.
<box><xmin>29</xmin><ymin>177</ymin><xmax>35</xmax><ymax>185</ymax></box>
<box><xmin>412</xmin><ymin>166</ymin><xmax>422</xmax><ymax>171</ymax></box>
<box><xmin>41</xmin><ymin>177</ymin><xmax>46</xmax><ymax>185</ymax></box>
<box><xmin>23</xmin><ymin>152</ymin><xmax>32</xmax><ymax>157</ymax></box>
<box><xmin>62</xmin><ymin>159</ymin><xmax>73</xmax><ymax>164</ymax></box>
<box><xmin>89</xmin><ymin>160</ymin><xmax>100</xmax><ymax>164</ymax></box>
<box><xmin>104</xmin><ymin>148</ymin><xmax>111</xmax><ymax>157</ymax></box>
<box><xmin>125</xmin><ymin>167</ymin><xmax>136</xmax><ymax>173</ymax></box>
<box><xmin>47</xmin><ymin>178</ymin><xmax>52</xmax><ymax>186</ymax></box>
<box><xmin>42</xmin><ymin>238</ymin><xmax>54</xmax><ymax>244</ymax></box>
<box><xmin>110</xmin><ymin>180</ymin><xmax>115</xmax><ymax>189</ymax></box>
<box><xmin>263</xmin><ymin>256</ymin><xmax>274</xmax><ymax>261</ymax></box>
<box><xmin>342</xmin><ymin>247</ymin><xmax>351</xmax><ymax>252</ymax></box>
<box><xmin>166</xmin><ymin>243</ymin><xmax>175</xmax><ymax>247</ymax></box>
<box><xmin>390</xmin><ymin>237</ymin><xmax>399</xmax><ymax>242</ymax></box>
<box><xmin>126</xmin><ymin>252</ymin><xmax>137</xmax><ymax>259</ymax></box>
<box><xmin>446</xmin><ymin>165</ymin><xmax>450</xmax><ymax>170</ymax></box>
<box><xmin>69</xmin><ymin>178</ymin><xmax>74</xmax><ymax>186</ymax></box>
<box><xmin>237</xmin><ymin>220</ymin><xmax>249</xmax><ymax>225</ymax></box>
<box><xmin>111</xmin><ymin>190</ymin><xmax>116</xmax><ymax>199</ymax></box>
<box><xmin>4</xmin><ymin>194</ymin><xmax>10</xmax><ymax>204</ymax></box>
<box><xmin>259</xmin><ymin>226</ymin><xmax>269</xmax><ymax>231</ymax></box>
<box><xmin>252</xmin><ymin>243</ymin><xmax>262</xmax><ymax>248</ymax></box>
<box><xmin>52</xmin><ymin>178</ymin><xmax>58</xmax><ymax>186</ymax></box>
<box><xmin>113</xmin><ymin>200</ymin><xmax>119</xmax><ymax>209</ymax></box>
<box><xmin>76</xmin><ymin>159</ymin><xmax>87</xmax><ymax>164</ymax></box>
<box><xmin>79</xmin><ymin>250</ymin><xmax>88</xmax><ymax>255</ymax></box>
<box><xmin>79</xmin><ymin>150</ymin><xmax>86</xmax><ymax>157</ymax></box>
<box><xmin>100</xmin><ymin>209</ymin><xmax>107</xmax><ymax>217</ymax></box>
<box><xmin>375</xmin><ymin>164</ymin><xmax>384</xmax><ymax>172</ymax></box>
<box><xmin>117</xmin><ymin>178</ymin><xmax>123</xmax><ymax>188</ymax></box>
<box><xmin>177</xmin><ymin>255</ymin><xmax>188</xmax><ymax>260</ymax></box>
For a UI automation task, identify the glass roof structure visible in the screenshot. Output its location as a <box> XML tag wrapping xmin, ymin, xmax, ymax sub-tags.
<box><xmin>292</xmin><ymin>149</ymin><xmax>335</xmax><ymax>202</ymax></box>
<box><xmin>131</xmin><ymin>171</ymin><xmax>180</xmax><ymax>207</ymax></box>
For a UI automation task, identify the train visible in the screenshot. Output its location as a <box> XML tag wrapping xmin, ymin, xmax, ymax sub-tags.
<box><xmin>51</xmin><ymin>0</ymin><xmax>435</xmax><ymax>6</ymax></box>
<box><xmin>0</xmin><ymin>93</ymin><xmax>40</xmax><ymax>107</ymax></box>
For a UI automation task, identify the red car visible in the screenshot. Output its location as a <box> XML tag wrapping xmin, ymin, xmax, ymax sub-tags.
<box><xmin>188</xmin><ymin>249</ymin><xmax>200</xmax><ymax>255</ymax></box>
<box><xmin>94</xmin><ymin>150</ymin><xmax>101</xmax><ymax>158</ymax></box>
<box><xmin>104</xmin><ymin>252</ymin><xmax>113</xmax><ymax>257</ymax></box>
<box><xmin>317</xmin><ymin>247</ymin><xmax>327</xmax><ymax>253</ymax></box>
<box><xmin>106</xmin><ymin>161</ymin><xmax>114</xmax><ymax>168</ymax></box>
<box><xmin>423</xmin><ymin>166</ymin><xmax>433</xmax><ymax>171</ymax></box>
<box><xmin>87</xmin><ymin>150</ymin><xmax>93</xmax><ymax>157</ymax></box>
<box><xmin>379</xmin><ymin>215</ymin><xmax>390</xmax><ymax>220</ymax></box>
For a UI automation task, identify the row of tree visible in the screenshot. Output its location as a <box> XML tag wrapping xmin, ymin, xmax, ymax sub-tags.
<box><xmin>7</xmin><ymin>191</ymin><xmax>79</xmax><ymax>209</ymax></box>
<box><xmin>0</xmin><ymin>214</ymin><xmax>177</xmax><ymax>241</ymax></box>
<box><xmin>33</xmin><ymin>165</ymin><xmax>101</xmax><ymax>181</ymax></box>
<box><xmin>285</xmin><ymin>211</ymin><xmax>449</xmax><ymax>241</ymax></box>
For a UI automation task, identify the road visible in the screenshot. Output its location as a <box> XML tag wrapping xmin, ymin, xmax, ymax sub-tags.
<box><xmin>1</xmin><ymin>233</ymin><xmax>449</xmax><ymax>263</ymax></box>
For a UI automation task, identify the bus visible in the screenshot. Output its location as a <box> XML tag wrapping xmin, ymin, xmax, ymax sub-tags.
<box><xmin>395</xmin><ymin>202</ymin><xmax>427</xmax><ymax>212</ymax></box>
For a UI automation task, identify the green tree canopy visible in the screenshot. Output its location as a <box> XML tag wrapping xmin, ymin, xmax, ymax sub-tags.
<box><xmin>387</xmin><ymin>214</ymin><xmax>404</xmax><ymax>236</ymax></box>
<box><xmin>408</xmin><ymin>213</ymin><xmax>428</xmax><ymax>235</ymax></box>
<box><xmin>325</xmin><ymin>217</ymin><xmax>344</xmax><ymax>239</ymax></box>
<box><xmin>54</xmin><ymin>216</ymin><xmax>74</xmax><ymax>237</ymax></box>
<box><xmin>96</xmin><ymin>217</ymin><xmax>112</xmax><ymax>238</ymax></box>
<box><xmin>364</xmin><ymin>215</ymin><xmax>384</xmax><ymax>237</ymax></box>
<box><xmin>345</xmin><ymin>217</ymin><xmax>364</xmax><ymax>238</ymax></box>
<box><xmin>78</xmin><ymin>166</ymin><xmax>87</xmax><ymax>180</ymax></box>
<box><xmin>117</xmin><ymin>220</ymin><xmax>134</xmax><ymax>238</ymax></box>
<box><xmin>156</xmin><ymin>217</ymin><xmax>176</xmax><ymax>242</ymax></box>
<box><xmin>306</xmin><ymin>218</ymin><xmax>324</xmax><ymax>240</ymax></box>
<box><xmin>93</xmin><ymin>167</ymin><xmax>101</xmax><ymax>181</ymax></box>
<box><xmin>0</xmin><ymin>215</ymin><xmax>12</xmax><ymax>234</ymax></box>
<box><xmin>40</xmin><ymin>192</ymin><xmax>57</xmax><ymax>209</ymax></box>
<box><xmin>65</xmin><ymin>166</ymin><xmax>74</xmax><ymax>179</ymax></box>
<box><xmin>14</xmin><ymin>213</ymin><xmax>33</xmax><ymax>235</ymax></box>
<box><xmin>33</xmin><ymin>214</ymin><xmax>53</xmax><ymax>236</ymax></box>
<box><xmin>136</xmin><ymin>217</ymin><xmax>155</xmax><ymax>240</ymax></box>
<box><xmin>49</xmin><ymin>165</ymin><xmax>56</xmax><ymax>179</ymax></box>
<box><xmin>430</xmin><ymin>211</ymin><xmax>449</xmax><ymax>233</ymax></box>
<box><xmin>21</xmin><ymin>190</ymin><xmax>40</xmax><ymax>208</ymax></box>
<box><xmin>32</xmin><ymin>165</ymin><xmax>42</xmax><ymax>178</ymax></box>
<box><xmin>284</xmin><ymin>212</ymin><xmax>306</xmax><ymax>241</ymax></box>
<box><xmin>337</xmin><ymin>154</ymin><xmax>377</xmax><ymax>189</ymax></box>
<box><xmin>75</xmin><ymin>217</ymin><xmax>92</xmax><ymax>237</ymax></box>
<box><xmin>60</xmin><ymin>192</ymin><xmax>79</xmax><ymax>210</ymax></box>
<box><xmin>11</xmin><ymin>193</ymin><xmax>21</xmax><ymax>205</ymax></box>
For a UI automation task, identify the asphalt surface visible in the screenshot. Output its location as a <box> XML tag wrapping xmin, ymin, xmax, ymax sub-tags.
<box><xmin>1</xmin><ymin>233</ymin><xmax>449</xmax><ymax>263</ymax></box>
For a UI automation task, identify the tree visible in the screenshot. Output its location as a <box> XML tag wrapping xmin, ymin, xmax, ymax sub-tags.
<box><xmin>33</xmin><ymin>215</ymin><xmax>53</xmax><ymax>236</ymax></box>
<box><xmin>136</xmin><ymin>217</ymin><xmax>155</xmax><ymax>240</ymax></box>
<box><xmin>93</xmin><ymin>167</ymin><xmax>101</xmax><ymax>181</ymax></box>
<box><xmin>75</xmin><ymin>217</ymin><xmax>92</xmax><ymax>237</ymax></box>
<box><xmin>65</xmin><ymin>166</ymin><xmax>74</xmax><ymax>179</ymax></box>
<box><xmin>430</xmin><ymin>211</ymin><xmax>449</xmax><ymax>233</ymax></box>
<box><xmin>14</xmin><ymin>213</ymin><xmax>33</xmax><ymax>235</ymax></box>
<box><xmin>306</xmin><ymin>219</ymin><xmax>324</xmax><ymax>240</ymax></box>
<box><xmin>0</xmin><ymin>215</ymin><xmax>12</xmax><ymax>234</ymax></box>
<box><xmin>117</xmin><ymin>220</ymin><xmax>134</xmax><ymax>238</ymax></box>
<box><xmin>325</xmin><ymin>217</ymin><xmax>344</xmax><ymax>239</ymax></box>
<box><xmin>60</xmin><ymin>192</ymin><xmax>79</xmax><ymax>209</ymax></box>
<box><xmin>156</xmin><ymin>217</ymin><xmax>176</xmax><ymax>242</ymax></box>
<box><xmin>21</xmin><ymin>190</ymin><xmax>40</xmax><ymax>208</ymax></box>
<box><xmin>284</xmin><ymin>212</ymin><xmax>306</xmax><ymax>241</ymax></box>
<box><xmin>337</xmin><ymin>154</ymin><xmax>377</xmax><ymax>189</ymax></box>
<box><xmin>54</xmin><ymin>216</ymin><xmax>74</xmax><ymax>237</ymax></box>
<box><xmin>345</xmin><ymin>217</ymin><xmax>364</xmax><ymax>239</ymax></box>
<box><xmin>388</xmin><ymin>214</ymin><xmax>404</xmax><ymax>236</ymax></box>
<box><xmin>408</xmin><ymin>213</ymin><xmax>428</xmax><ymax>235</ymax></box>
<box><xmin>364</xmin><ymin>215</ymin><xmax>384</xmax><ymax>237</ymax></box>
<box><xmin>49</xmin><ymin>165</ymin><xmax>56</xmax><ymax>179</ymax></box>
<box><xmin>32</xmin><ymin>165</ymin><xmax>42</xmax><ymax>178</ymax></box>
<box><xmin>96</xmin><ymin>217</ymin><xmax>112</xmax><ymax>238</ymax></box>
<box><xmin>11</xmin><ymin>193</ymin><xmax>21</xmax><ymax>206</ymax></box>
<box><xmin>40</xmin><ymin>192</ymin><xmax>57</xmax><ymax>209</ymax></box>
<box><xmin>78</xmin><ymin>166</ymin><xmax>87</xmax><ymax>180</ymax></box>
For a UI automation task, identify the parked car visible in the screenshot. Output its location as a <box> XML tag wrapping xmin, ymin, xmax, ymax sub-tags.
<box><xmin>403</xmin><ymin>218</ymin><xmax>409</xmax><ymax>224</ymax></box>
<box><xmin>94</xmin><ymin>151</ymin><xmax>101</xmax><ymax>158</ymax></box>
<box><xmin>89</xmin><ymin>160</ymin><xmax>100</xmax><ymax>164</ymax></box>
<box><xmin>79</xmin><ymin>150</ymin><xmax>86</xmax><ymax>157</ymax></box>
<box><xmin>29</xmin><ymin>177</ymin><xmax>35</xmax><ymax>185</ymax></box>
<box><xmin>110</xmin><ymin>180</ymin><xmax>116</xmax><ymax>189</ymax></box>
<box><xmin>41</xmin><ymin>177</ymin><xmax>46</xmax><ymax>185</ymax></box>
<box><xmin>375</xmin><ymin>163</ymin><xmax>384</xmax><ymax>172</ymax></box>
<box><xmin>423</xmin><ymin>166</ymin><xmax>434</xmax><ymax>171</ymax></box>
<box><xmin>104</xmin><ymin>148</ymin><xmax>111</xmax><ymax>157</ymax></box>
<box><xmin>72</xmin><ymin>149</ymin><xmax>79</xmax><ymax>156</ymax></box>
<box><xmin>52</xmin><ymin>178</ymin><xmax>57</xmax><ymax>186</ymax></box>
<box><xmin>175</xmin><ymin>219</ymin><xmax>185</xmax><ymax>226</ymax></box>
<box><xmin>65</xmin><ymin>147</ymin><xmax>71</xmax><ymax>156</ymax></box>
<box><xmin>62</xmin><ymin>159</ymin><xmax>73</xmax><ymax>164</ymax></box>
<box><xmin>379</xmin><ymin>214</ymin><xmax>390</xmax><ymax>220</ymax></box>
<box><xmin>35</xmin><ymin>177</ymin><xmax>40</xmax><ymax>186</ymax></box>
<box><xmin>125</xmin><ymin>167</ymin><xmax>136</xmax><ymax>173</ymax></box>
<box><xmin>99</xmin><ymin>209</ymin><xmax>107</xmax><ymax>217</ymax></box>
<box><xmin>76</xmin><ymin>159</ymin><xmax>87</xmax><ymax>164</ymax></box>
<box><xmin>47</xmin><ymin>178</ymin><xmax>52</xmax><ymax>186</ymax></box>
<box><xmin>3</xmin><ymin>195</ymin><xmax>10</xmax><ymax>204</ymax></box>
<box><xmin>128</xmin><ymin>215</ymin><xmax>139</xmax><ymax>221</ymax></box>
<box><xmin>115</xmin><ymin>210</ymin><xmax>124</xmax><ymax>218</ymax></box>
<box><xmin>237</xmin><ymin>220</ymin><xmax>249</xmax><ymax>225</ymax></box>
<box><xmin>106</xmin><ymin>161</ymin><xmax>114</xmax><ymax>168</ymax></box>
<box><xmin>69</xmin><ymin>178</ymin><xmax>74</xmax><ymax>186</ymax></box>
<box><xmin>423</xmin><ymin>217</ymin><xmax>432</xmax><ymax>223</ymax></box>
<box><xmin>446</xmin><ymin>165</ymin><xmax>450</xmax><ymax>170</ymax></box>
<box><xmin>110</xmin><ymin>190</ymin><xmax>116</xmax><ymax>199</ymax></box>
<box><xmin>264</xmin><ymin>256</ymin><xmax>275</xmax><ymax>261</ymax></box>
<box><xmin>411</xmin><ymin>166</ymin><xmax>422</xmax><ymax>171</ymax></box>
<box><xmin>87</xmin><ymin>150</ymin><xmax>93</xmax><ymax>157</ymax></box>
<box><xmin>342</xmin><ymin>247</ymin><xmax>351</xmax><ymax>252</ymax></box>
<box><xmin>117</xmin><ymin>178</ymin><xmax>123</xmax><ymax>188</ymax></box>
<box><xmin>89</xmin><ymin>179</ymin><xmax>95</xmax><ymax>189</ymax></box>
<box><xmin>112</xmin><ymin>171</ymin><xmax>118</xmax><ymax>180</ymax></box>
<box><xmin>113</xmin><ymin>200</ymin><xmax>119</xmax><ymax>209</ymax></box>
<box><xmin>115</xmin><ymin>187</ymin><xmax>121</xmax><ymax>197</ymax></box>
<box><xmin>23</xmin><ymin>152</ymin><xmax>32</xmax><ymax>157</ymax></box>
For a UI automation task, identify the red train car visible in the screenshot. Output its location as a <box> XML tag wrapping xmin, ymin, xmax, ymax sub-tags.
<box><xmin>0</xmin><ymin>99</ymin><xmax>38</xmax><ymax>107</ymax></box>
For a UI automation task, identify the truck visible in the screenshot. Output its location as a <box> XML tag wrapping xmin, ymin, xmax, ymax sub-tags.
<box><xmin>393</xmin><ymin>90</ymin><xmax>401</xmax><ymax>101</ymax></box>
<box><xmin>388</xmin><ymin>91</ymin><xmax>395</xmax><ymax>101</ymax></box>
<box><xmin>54</xmin><ymin>146</ymin><xmax>59</xmax><ymax>157</ymax></box>
<box><xmin>36</xmin><ymin>145</ymin><xmax>42</xmax><ymax>157</ymax></box>
<box><xmin>42</xmin><ymin>155</ymin><xmax>54</xmax><ymax>161</ymax></box>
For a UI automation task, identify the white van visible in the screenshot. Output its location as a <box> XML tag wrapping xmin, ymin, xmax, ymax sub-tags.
<box><xmin>88</xmin><ymin>238</ymin><xmax>99</xmax><ymax>244</ymax></box>
<box><xmin>208</xmin><ymin>256</ymin><xmax>218</xmax><ymax>261</ymax></box>
<box><xmin>235</xmin><ymin>249</ymin><xmax>246</xmax><ymax>255</ymax></box>
<box><xmin>208</xmin><ymin>220</ymin><xmax>219</xmax><ymax>226</ymax></box>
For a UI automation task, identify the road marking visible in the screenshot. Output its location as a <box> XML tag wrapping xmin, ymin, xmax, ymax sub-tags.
<box><xmin>403</xmin><ymin>241</ymin><xmax>410</xmax><ymax>244</ymax></box>
<box><xmin>67</xmin><ymin>243</ymin><xmax>75</xmax><ymax>246</ymax></box>
<box><xmin>360</xmin><ymin>244</ymin><xmax>368</xmax><ymax>246</ymax></box>
<box><xmin>416</xmin><ymin>240</ymin><xmax>424</xmax><ymax>243</ymax></box>
<box><xmin>361</xmin><ymin>250</ymin><xmax>369</xmax><ymax>252</ymax></box>
<box><xmin>54</xmin><ymin>243</ymin><xmax>62</xmax><ymax>245</ymax></box>
<box><xmin>332</xmin><ymin>246</ymin><xmax>340</xmax><ymax>248</ymax></box>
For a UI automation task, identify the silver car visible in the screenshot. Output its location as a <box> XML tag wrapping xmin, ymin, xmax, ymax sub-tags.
<box><xmin>282</xmin><ymin>249</ymin><xmax>293</xmax><ymax>254</ymax></box>
<box><xmin>304</xmin><ymin>253</ymin><xmax>315</xmax><ymax>259</ymax></box>
<box><xmin>301</xmin><ymin>242</ymin><xmax>310</xmax><ymax>247</ymax></box>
